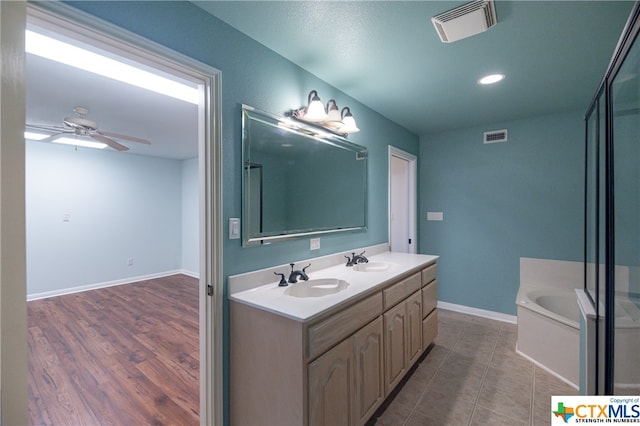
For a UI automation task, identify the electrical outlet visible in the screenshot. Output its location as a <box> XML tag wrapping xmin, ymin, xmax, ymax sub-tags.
<box><xmin>310</xmin><ymin>238</ymin><xmax>320</xmax><ymax>250</ymax></box>
<box><xmin>127</xmin><ymin>258</ymin><xmax>134</xmax><ymax>266</ymax></box>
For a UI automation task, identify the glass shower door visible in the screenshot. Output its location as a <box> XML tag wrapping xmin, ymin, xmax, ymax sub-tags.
<box><xmin>611</xmin><ymin>26</ymin><xmax>640</xmax><ymax>395</ymax></box>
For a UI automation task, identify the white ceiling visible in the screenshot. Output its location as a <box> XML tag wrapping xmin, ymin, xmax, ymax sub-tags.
<box><xmin>25</xmin><ymin>33</ymin><xmax>199</xmax><ymax>160</ymax></box>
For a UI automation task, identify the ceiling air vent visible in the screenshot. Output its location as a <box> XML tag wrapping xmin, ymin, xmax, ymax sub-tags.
<box><xmin>484</xmin><ymin>129</ymin><xmax>508</xmax><ymax>144</ymax></box>
<box><xmin>431</xmin><ymin>0</ymin><xmax>497</xmax><ymax>43</ymax></box>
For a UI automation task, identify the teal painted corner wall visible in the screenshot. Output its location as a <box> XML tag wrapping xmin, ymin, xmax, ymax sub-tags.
<box><xmin>419</xmin><ymin>110</ymin><xmax>585</xmax><ymax>315</ymax></box>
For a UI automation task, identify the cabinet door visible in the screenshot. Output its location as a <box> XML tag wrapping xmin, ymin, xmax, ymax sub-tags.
<box><xmin>352</xmin><ymin>317</ymin><xmax>384</xmax><ymax>426</ymax></box>
<box><xmin>308</xmin><ymin>338</ymin><xmax>353</xmax><ymax>426</ymax></box>
<box><xmin>383</xmin><ymin>302</ymin><xmax>407</xmax><ymax>395</ymax></box>
<box><xmin>406</xmin><ymin>291</ymin><xmax>423</xmax><ymax>366</ymax></box>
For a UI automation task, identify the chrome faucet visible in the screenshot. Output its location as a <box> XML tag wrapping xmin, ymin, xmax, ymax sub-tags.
<box><xmin>352</xmin><ymin>251</ymin><xmax>369</xmax><ymax>264</ymax></box>
<box><xmin>288</xmin><ymin>263</ymin><xmax>310</xmax><ymax>283</ymax></box>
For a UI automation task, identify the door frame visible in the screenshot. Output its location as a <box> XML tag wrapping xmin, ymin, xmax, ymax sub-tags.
<box><xmin>388</xmin><ymin>146</ymin><xmax>417</xmax><ymax>253</ymax></box>
<box><xmin>24</xmin><ymin>3</ymin><xmax>224</xmax><ymax>424</ymax></box>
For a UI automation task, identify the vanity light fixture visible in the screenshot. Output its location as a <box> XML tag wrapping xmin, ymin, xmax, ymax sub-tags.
<box><xmin>303</xmin><ymin>90</ymin><xmax>328</xmax><ymax>122</ymax></box>
<box><xmin>324</xmin><ymin>99</ymin><xmax>343</xmax><ymax>129</ymax></box>
<box><xmin>290</xmin><ymin>90</ymin><xmax>360</xmax><ymax>136</ymax></box>
<box><xmin>478</xmin><ymin>73</ymin><xmax>505</xmax><ymax>85</ymax></box>
<box><xmin>339</xmin><ymin>107</ymin><xmax>360</xmax><ymax>134</ymax></box>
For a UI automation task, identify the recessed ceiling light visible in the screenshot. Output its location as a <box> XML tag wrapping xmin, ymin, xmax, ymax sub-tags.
<box><xmin>478</xmin><ymin>74</ymin><xmax>505</xmax><ymax>85</ymax></box>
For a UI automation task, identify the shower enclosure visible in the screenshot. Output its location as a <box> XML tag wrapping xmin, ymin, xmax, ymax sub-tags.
<box><xmin>582</xmin><ymin>1</ymin><xmax>640</xmax><ymax>395</ymax></box>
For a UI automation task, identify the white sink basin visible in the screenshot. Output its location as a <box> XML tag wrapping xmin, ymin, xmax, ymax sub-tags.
<box><xmin>285</xmin><ymin>278</ymin><xmax>349</xmax><ymax>298</ymax></box>
<box><xmin>353</xmin><ymin>262</ymin><xmax>391</xmax><ymax>272</ymax></box>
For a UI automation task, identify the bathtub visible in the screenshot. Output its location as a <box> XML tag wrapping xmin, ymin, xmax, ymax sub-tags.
<box><xmin>517</xmin><ymin>285</ymin><xmax>640</xmax><ymax>391</ymax></box>
<box><xmin>516</xmin><ymin>286</ymin><xmax>580</xmax><ymax>388</ymax></box>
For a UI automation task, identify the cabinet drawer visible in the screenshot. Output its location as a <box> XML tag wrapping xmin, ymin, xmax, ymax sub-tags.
<box><xmin>421</xmin><ymin>263</ymin><xmax>437</xmax><ymax>286</ymax></box>
<box><xmin>422</xmin><ymin>309</ymin><xmax>438</xmax><ymax>351</ymax></box>
<box><xmin>308</xmin><ymin>293</ymin><xmax>383</xmax><ymax>360</ymax></box>
<box><xmin>422</xmin><ymin>280</ymin><xmax>437</xmax><ymax>318</ymax></box>
<box><xmin>383</xmin><ymin>272</ymin><xmax>420</xmax><ymax>309</ymax></box>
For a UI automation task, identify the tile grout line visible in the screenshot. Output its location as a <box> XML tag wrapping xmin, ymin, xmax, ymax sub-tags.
<box><xmin>530</xmin><ymin>365</ymin><xmax>537</xmax><ymax>426</ymax></box>
<box><xmin>402</xmin><ymin>320</ymin><xmax>465</xmax><ymax>426</ymax></box>
<box><xmin>466</xmin><ymin>322</ymin><xmax>505</xmax><ymax>425</ymax></box>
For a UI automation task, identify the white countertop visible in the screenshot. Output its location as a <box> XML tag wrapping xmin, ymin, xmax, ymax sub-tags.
<box><xmin>229</xmin><ymin>251</ymin><xmax>438</xmax><ymax>322</ymax></box>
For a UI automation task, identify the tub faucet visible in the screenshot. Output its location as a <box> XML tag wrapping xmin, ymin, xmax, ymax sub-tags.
<box><xmin>352</xmin><ymin>251</ymin><xmax>369</xmax><ymax>264</ymax></box>
<box><xmin>288</xmin><ymin>263</ymin><xmax>310</xmax><ymax>283</ymax></box>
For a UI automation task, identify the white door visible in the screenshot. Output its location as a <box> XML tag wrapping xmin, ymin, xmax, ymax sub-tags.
<box><xmin>389</xmin><ymin>147</ymin><xmax>416</xmax><ymax>253</ymax></box>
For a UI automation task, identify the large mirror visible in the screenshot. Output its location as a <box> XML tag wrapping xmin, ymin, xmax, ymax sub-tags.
<box><xmin>242</xmin><ymin>105</ymin><xmax>368</xmax><ymax>246</ymax></box>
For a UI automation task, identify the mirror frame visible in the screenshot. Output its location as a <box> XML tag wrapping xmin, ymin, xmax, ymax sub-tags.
<box><xmin>241</xmin><ymin>104</ymin><xmax>368</xmax><ymax>246</ymax></box>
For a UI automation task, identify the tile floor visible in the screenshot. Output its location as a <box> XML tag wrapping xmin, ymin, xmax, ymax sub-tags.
<box><xmin>368</xmin><ymin>309</ymin><xmax>578</xmax><ymax>426</ymax></box>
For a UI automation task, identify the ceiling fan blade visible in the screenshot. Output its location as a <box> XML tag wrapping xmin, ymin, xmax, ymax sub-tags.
<box><xmin>91</xmin><ymin>134</ymin><xmax>129</xmax><ymax>151</ymax></box>
<box><xmin>40</xmin><ymin>133</ymin><xmax>66</xmax><ymax>143</ymax></box>
<box><xmin>98</xmin><ymin>130</ymin><xmax>151</xmax><ymax>145</ymax></box>
<box><xmin>26</xmin><ymin>124</ymin><xmax>66</xmax><ymax>132</ymax></box>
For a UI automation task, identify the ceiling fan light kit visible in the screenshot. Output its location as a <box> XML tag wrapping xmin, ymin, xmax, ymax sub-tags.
<box><xmin>26</xmin><ymin>106</ymin><xmax>151</xmax><ymax>152</ymax></box>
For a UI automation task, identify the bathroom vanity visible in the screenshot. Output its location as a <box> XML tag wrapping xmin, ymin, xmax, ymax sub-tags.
<box><xmin>229</xmin><ymin>248</ymin><xmax>438</xmax><ymax>426</ymax></box>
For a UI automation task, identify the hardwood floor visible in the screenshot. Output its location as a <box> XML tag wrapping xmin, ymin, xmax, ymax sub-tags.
<box><xmin>27</xmin><ymin>274</ymin><xmax>199</xmax><ymax>426</ymax></box>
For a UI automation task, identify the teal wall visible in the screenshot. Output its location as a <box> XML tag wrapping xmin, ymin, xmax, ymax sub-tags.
<box><xmin>64</xmin><ymin>2</ymin><xmax>419</xmax><ymax>423</ymax></box>
<box><xmin>419</xmin><ymin>110</ymin><xmax>584</xmax><ymax>315</ymax></box>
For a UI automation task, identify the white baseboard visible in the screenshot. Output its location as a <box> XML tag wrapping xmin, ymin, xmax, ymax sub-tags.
<box><xmin>438</xmin><ymin>300</ymin><xmax>517</xmax><ymax>324</ymax></box>
<box><xmin>180</xmin><ymin>269</ymin><xmax>200</xmax><ymax>279</ymax></box>
<box><xmin>27</xmin><ymin>270</ymin><xmax>197</xmax><ymax>301</ymax></box>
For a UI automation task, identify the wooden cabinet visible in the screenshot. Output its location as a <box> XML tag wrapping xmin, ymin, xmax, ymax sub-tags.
<box><xmin>383</xmin><ymin>290</ymin><xmax>422</xmax><ymax>395</ymax></box>
<box><xmin>407</xmin><ymin>290</ymin><xmax>423</xmax><ymax>365</ymax></box>
<box><xmin>383</xmin><ymin>301</ymin><xmax>407</xmax><ymax>394</ymax></box>
<box><xmin>308</xmin><ymin>339</ymin><xmax>354</xmax><ymax>426</ymax></box>
<box><xmin>309</xmin><ymin>317</ymin><xmax>384</xmax><ymax>426</ymax></box>
<box><xmin>352</xmin><ymin>317</ymin><xmax>384</xmax><ymax>426</ymax></box>
<box><xmin>231</xmin><ymin>260</ymin><xmax>438</xmax><ymax>426</ymax></box>
<box><xmin>421</xmin><ymin>270</ymin><xmax>438</xmax><ymax>350</ymax></box>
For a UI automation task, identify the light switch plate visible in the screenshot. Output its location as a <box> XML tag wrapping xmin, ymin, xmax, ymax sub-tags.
<box><xmin>427</xmin><ymin>212</ymin><xmax>444</xmax><ymax>221</ymax></box>
<box><xmin>229</xmin><ymin>218</ymin><xmax>240</xmax><ymax>239</ymax></box>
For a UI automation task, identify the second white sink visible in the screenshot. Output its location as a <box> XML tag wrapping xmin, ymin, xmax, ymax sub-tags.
<box><xmin>285</xmin><ymin>278</ymin><xmax>349</xmax><ymax>298</ymax></box>
<box><xmin>353</xmin><ymin>261</ymin><xmax>391</xmax><ymax>272</ymax></box>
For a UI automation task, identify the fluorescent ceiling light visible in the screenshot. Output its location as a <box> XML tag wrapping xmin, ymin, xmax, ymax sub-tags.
<box><xmin>478</xmin><ymin>73</ymin><xmax>506</xmax><ymax>85</ymax></box>
<box><xmin>54</xmin><ymin>137</ymin><xmax>107</xmax><ymax>150</ymax></box>
<box><xmin>24</xmin><ymin>131</ymin><xmax>48</xmax><ymax>141</ymax></box>
<box><xmin>25</xmin><ymin>30</ymin><xmax>199</xmax><ymax>104</ymax></box>
<box><xmin>24</xmin><ymin>131</ymin><xmax>107</xmax><ymax>149</ymax></box>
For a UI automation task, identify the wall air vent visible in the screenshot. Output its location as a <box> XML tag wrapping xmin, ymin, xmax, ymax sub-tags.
<box><xmin>484</xmin><ymin>129</ymin><xmax>508</xmax><ymax>144</ymax></box>
<box><xmin>431</xmin><ymin>0</ymin><xmax>497</xmax><ymax>43</ymax></box>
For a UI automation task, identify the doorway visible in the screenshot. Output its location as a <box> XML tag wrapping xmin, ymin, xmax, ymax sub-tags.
<box><xmin>24</xmin><ymin>3</ymin><xmax>222</xmax><ymax>424</ymax></box>
<box><xmin>388</xmin><ymin>146</ymin><xmax>417</xmax><ymax>253</ymax></box>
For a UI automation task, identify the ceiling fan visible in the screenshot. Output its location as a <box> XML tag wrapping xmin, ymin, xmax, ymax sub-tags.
<box><xmin>27</xmin><ymin>106</ymin><xmax>151</xmax><ymax>151</ymax></box>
